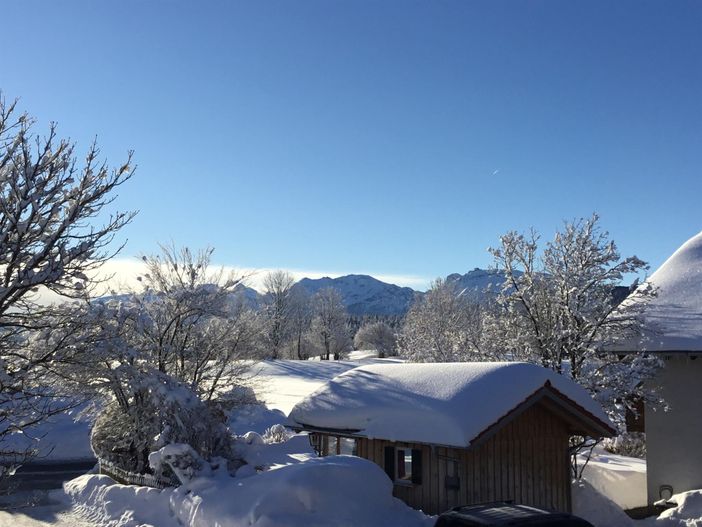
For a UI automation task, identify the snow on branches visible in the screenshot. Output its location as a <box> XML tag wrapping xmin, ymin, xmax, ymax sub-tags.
<box><xmin>39</xmin><ymin>245</ymin><xmax>265</xmax><ymax>473</ymax></box>
<box><xmin>0</xmin><ymin>96</ymin><xmax>134</xmax><ymax>471</ymax></box>
<box><xmin>486</xmin><ymin>214</ymin><xmax>662</xmax><ymax>428</ymax></box>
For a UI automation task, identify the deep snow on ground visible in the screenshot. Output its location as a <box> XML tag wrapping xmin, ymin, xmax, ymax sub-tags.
<box><xmin>8</xmin><ymin>355</ymin><xmax>702</xmax><ymax>527</ymax></box>
<box><xmin>646</xmin><ymin>490</ymin><xmax>702</xmax><ymax>526</ymax></box>
<box><xmin>581</xmin><ymin>447</ymin><xmax>647</xmax><ymax>510</ymax></box>
<box><xmin>573</xmin><ymin>480</ymin><xmax>702</xmax><ymax>527</ymax></box>
<box><xmin>62</xmin><ymin>456</ymin><xmax>433</xmax><ymax>527</ymax></box>
<box><xmin>3</xmin><ymin>406</ymin><xmax>94</xmax><ymax>462</ymax></box>
<box><xmin>573</xmin><ymin>479</ymin><xmax>636</xmax><ymax>527</ymax></box>
<box><xmin>3</xmin><ymin>354</ymin><xmax>435</xmax><ymax>527</ymax></box>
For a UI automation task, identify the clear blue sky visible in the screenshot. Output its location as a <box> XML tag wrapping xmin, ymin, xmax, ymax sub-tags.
<box><xmin>1</xmin><ymin>1</ymin><xmax>700</xmax><ymax>289</ymax></box>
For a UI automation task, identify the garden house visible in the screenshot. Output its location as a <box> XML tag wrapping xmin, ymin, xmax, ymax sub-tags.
<box><xmin>288</xmin><ymin>362</ymin><xmax>615</xmax><ymax>515</ymax></box>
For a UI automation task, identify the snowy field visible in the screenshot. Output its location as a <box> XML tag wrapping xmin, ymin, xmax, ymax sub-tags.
<box><xmin>1</xmin><ymin>355</ymin><xmax>701</xmax><ymax>527</ymax></box>
<box><xmin>2</xmin><ymin>406</ymin><xmax>94</xmax><ymax>463</ymax></box>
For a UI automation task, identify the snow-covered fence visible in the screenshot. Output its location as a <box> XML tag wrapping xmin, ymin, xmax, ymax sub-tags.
<box><xmin>98</xmin><ymin>458</ymin><xmax>179</xmax><ymax>489</ymax></box>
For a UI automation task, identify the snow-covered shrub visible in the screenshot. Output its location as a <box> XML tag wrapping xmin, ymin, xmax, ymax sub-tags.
<box><xmin>91</xmin><ymin>377</ymin><xmax>235</xmax><ymax>474</ymax></box>
<box><xmin>241</xmin><ymin>431</ymin><xmax>265</xmax><ymax>446</ymax></box>
<box><xmin>148</xmin><ymin>443</ymin><xmax>211</xmax><ymax>484</ymax></box>
<box><xmin>216</xmin><ymin>383</ymin><xmax>259</xmax><ymax>410</ymax></box>
<box><xmin>262</xmin><ymin>424</ymin><xmax>291</xmax><ymax>444</ymax></box>
<box><xmin>90</xmin><ymin>403</ymin><xmax>137</xmax><ymax>468</ymax></box>
<box><xmin>602</xmin><ymin>432</ymin><xmax>646</xmax><ymax>459</ymax></box>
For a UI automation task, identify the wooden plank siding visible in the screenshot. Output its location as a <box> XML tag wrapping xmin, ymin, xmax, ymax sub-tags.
<box><xmin>312</xmin><ymin>402</ymin><xmax>572</xmax><ymax>515</ymax></box>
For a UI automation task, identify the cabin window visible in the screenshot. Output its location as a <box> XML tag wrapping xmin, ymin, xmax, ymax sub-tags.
<box><xmin>312</xmin><ymin>435</ymin><xmax>358</xmax><ymax>457</ymax></box>
<box><xmin>328</xmin><ymin>436</ymin><xmax>338</xmax><ymax>455</ymax></box>
<box><xmin>384</xmin><ymin>446</ymin><xmax>423</xmax><ymax>485</ymax></box>
<box><xmin>396</xmin><ymin>448</ymin><xmax>413</xmax><ymax>482</ymax></box>
<box><xmin>309</xmin><ymin>433</ymin><xmax>323</xmax><ymax>456</ymax></box>
<box><xmin>340</xmin><ymin>437</ymin><xmax>357</xmax><ymax>455</ymax></box>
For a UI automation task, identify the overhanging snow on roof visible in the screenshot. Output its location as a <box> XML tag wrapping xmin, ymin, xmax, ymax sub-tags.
<box><xmin>613</xmin><ymin>230</ymin><xmax>702</xmax><ymax>353</ymax></box>
<box><xmin>288</xmin><ymin>362</ymin><xmax>615</xmax><ymax>448</ymax></box>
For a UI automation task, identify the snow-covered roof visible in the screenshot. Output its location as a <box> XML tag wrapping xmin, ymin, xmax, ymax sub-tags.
<box><xmin>623</xmin><ymin>230</ymin><xmax>702</xmax><ymax>352</ymax></box>
<box><xmin>288</xmin><ymin>362</ymin><xmax>614</xmax><ymax>448</ymax></box>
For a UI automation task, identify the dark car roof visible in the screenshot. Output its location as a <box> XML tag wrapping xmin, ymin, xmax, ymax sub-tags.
<box><xmin>436</xmin><ymin>502</ymin><xmax>594</xmax><ymax>527</ymax></box>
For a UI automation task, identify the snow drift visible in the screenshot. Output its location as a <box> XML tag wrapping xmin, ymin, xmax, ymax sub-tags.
<box><xmin>65</xmin><ymin>456</ymin><xmax>433</xmax><ymax>527</ymax></box>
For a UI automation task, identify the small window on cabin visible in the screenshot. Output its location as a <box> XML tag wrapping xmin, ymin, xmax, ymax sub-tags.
<box><xmin>395</xmin><ymin>448</ymin><xmax>413</xmax><ymax>482</ymax></box>
<box><xmin>327</xmin><ymin>436</ymin><xmax>338</xmax><ymax>456</ymax></box>
<box><xmin>384</xmin><ymin>446</ymin><xmax>422</xmax><ymax>485</ymax></box>
<box><xmin>309</xmin><ymin>433</ymin><xmax>323</xmax><ymax>457</ymax></box>
<box><xmin>340</xmin><ymin>437</ymin><xmax>357</xmax><ymax>456</ymax></box>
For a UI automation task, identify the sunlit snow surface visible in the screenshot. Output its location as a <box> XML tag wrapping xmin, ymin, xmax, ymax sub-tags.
<box><xmin>0</xmin><ymin>490</ymin><xmax>96</xmax><ymax>527</ymax></box>
<box><xmin>247</xmin><ymin>355</ymin><xmax>400</xmax><ymax>415</ymax></box>
<box><xmin>581</xmin><ymin>447</ymin><xmax>647</xmax><ymax>510</ymax></box>
<box><xmin>616</xmin><ymin>229</ymin><xmax>702</xmax><ymax>351</ymax></box>
<box><xmin>1</xmin><ymin>406</ymin><xmax>94</xmax><ymax>462</ymax></box>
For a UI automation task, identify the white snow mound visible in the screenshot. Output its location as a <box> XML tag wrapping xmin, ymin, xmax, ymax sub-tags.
<box><xmin>581</xmin><ymin>447</ymin><xmax>647</xmax><ymax>510</ymax></box>
<box><xmin>572</xmin><ymin>479</ymin><xmax>634</xmax><ymax>527</ymax></box>
<box><xmin>65</xmin><ymin>457</ymin><xmax>433</xmax><ymax>527</ymax></box>
<box><xmin>655</xmin><ymin>490</ymin><xmax>702</xmax><ymax>526</ymax></box>
<box><xmin>622</xmin><ymin>230</ymin><xmax>702</xmax><ymax>351</ymax></box>
<box><xmin>289</xmin><ymin>362</ymin><xmax>613</xmax><ymax>447</ymax></box>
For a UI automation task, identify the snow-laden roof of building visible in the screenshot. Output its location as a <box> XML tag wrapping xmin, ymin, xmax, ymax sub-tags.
<box><xmin>624</xmin><ymin>230</ymin><xmax>702</xmax><ymax>352</ymax></box>
<box><xmin>288</xmin><ymin>362</ymin><xmax>614</xmax><ymax>448</ymax></box>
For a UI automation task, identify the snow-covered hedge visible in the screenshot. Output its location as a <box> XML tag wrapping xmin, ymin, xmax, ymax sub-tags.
<box><xmin>602</xmin><ymin>432</ymin><xmax>646</xmax><ymax>459</ymax></box>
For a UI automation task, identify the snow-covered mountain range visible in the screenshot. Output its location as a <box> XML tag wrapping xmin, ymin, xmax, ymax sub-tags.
<box><xmin>294</xmin><ymin>275</ymin><xmax>419</xmax><ymax>316</ymax></box>
<box><xmin>234</xmin><ymin>269</ymin><xmax>511</xmax><ymax>317</ymax></box>
<box><xmin>112</xmin><ymin>268</ymin><xmax>629</xmax><ymax>318</ymax></box>
<box><xmin>445</xmin><ymin>268</ymin><xmax>509</xmax><ymax>300</ymax></box>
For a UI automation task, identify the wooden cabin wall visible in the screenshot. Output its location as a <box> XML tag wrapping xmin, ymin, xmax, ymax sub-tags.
<box><xmin>465</xmin><ymin>404</ymin><xmax>572</xmax><ymax>514</ymax></box>
<box><xmin>343</xmin><ymin>403</ymin><xmax>571</xmax><ymax>515</ymax></box>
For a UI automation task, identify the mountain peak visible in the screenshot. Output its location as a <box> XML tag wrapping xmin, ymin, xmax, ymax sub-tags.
<box><xmin>294</xmin><ymin>274</ymin><xmax>417</xmax><ymax>316</ymax></box>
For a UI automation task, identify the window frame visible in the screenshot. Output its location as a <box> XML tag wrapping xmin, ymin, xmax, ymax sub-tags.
<box><xmin>384</xmin><ymin>445</ymin><xmax>423</xmax><ymax>486</ymax></box>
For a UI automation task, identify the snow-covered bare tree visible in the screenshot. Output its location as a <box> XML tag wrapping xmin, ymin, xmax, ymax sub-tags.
<box><xmin>354</xmin><ymin>321</ymin><xmax>397</xmax><ymax>358</ymax></box>
<box><xmin>309</xmin><ymin>288</ymin><xmax>350</xmax><ymax>360</ymax></box>
<box><xmin>487</xmin><ymin>214</ymin><xmax>661</xmax><ymax>427</ymax></box>
<box><xmin>0</xmin><ymin>97</ymin><xmax>134</xmax><ymax>473</ymax></box>
<box><xmin>398</xmin><ymin>278</ymin><xmax>484</xmax><ymax>362</ymax></box>
<box><xmin>261</xmin><ymin>270</ymin><xmax>295</xmax><ymax>359</ymax></box>
<box><xmin>288</xmin><ymin>286</ymin><xmax>313</xmax><ymax>360</ymax></box>
<box><xmin>43</xmin><ymin>301</ymin><xmax>235</xmax><ymax>473</ymax></box>
<box><xmin>40</xmin><ymin>246</ymin><xmax>264</xmax><ymax>473</ymax></box>
<box><xmin>124</xmin><ymin>245</ymin><xmax>263</xmax><ymax>400</ymax></box>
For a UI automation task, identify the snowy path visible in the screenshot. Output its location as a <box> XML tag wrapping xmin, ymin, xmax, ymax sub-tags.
<box><xmin>0</xmin><ymin>506</ymin><xmax>96</xmax><ymax>527</ymax></box>
<box><xmin>0</xmin><ymin>491</ymin><xmax>97</xmax><ymax>527</ymax></box>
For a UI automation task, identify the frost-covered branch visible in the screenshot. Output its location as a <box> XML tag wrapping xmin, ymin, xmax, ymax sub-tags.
<box><xmin>0</xmin><ymin>96</ymin><xmax>135</xmax><ymax>471</ymax></box>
